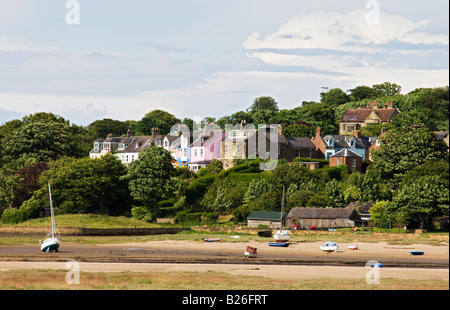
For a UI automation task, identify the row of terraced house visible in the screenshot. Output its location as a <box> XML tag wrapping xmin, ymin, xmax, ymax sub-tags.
<box><xmin>89</xmin><ymin>103</ymin><xmax>449</xmax><ymax>172</ymax></box>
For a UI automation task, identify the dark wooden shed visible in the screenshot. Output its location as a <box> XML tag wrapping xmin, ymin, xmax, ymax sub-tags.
<box><xmin>286</xmin><ymin>206</ymin><xmax>362</xmax><ymax>228</ymax></box>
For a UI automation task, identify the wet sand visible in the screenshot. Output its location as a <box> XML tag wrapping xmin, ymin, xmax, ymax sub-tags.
<box><xmin>0</xmin><ymin>240</ymin><xmax>448</xmax><ymax>280</ymax></box>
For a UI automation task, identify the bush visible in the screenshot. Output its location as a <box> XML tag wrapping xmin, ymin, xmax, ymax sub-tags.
<box><xmin>1</xmin><ymin>198</ymin><xmax>40</xmax><ymax>224</ymax></box>
<box><xmin>174</xmin><ymin>210</ymin><xmax>218</xmax><ymax>225</ymax></box>
<box><xmin>293</xmin><ymin>157</ymin><xmax>329</xmax><ymax>168</ymax></box>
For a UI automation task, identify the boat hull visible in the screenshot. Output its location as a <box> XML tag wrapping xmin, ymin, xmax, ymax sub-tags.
<box><xmin>320</xmin><ymin>246</ymin><xmax>338</xmax><ymax>252</ymax></box>
<box><xmin>244</xmin><ymin>251</ymin><xmax>258</xmax><ymax>258</ymax></box>
<box><xmin>410</xmin><ymin>250</ymin><xmax>424</xmax><ymax>255</ymax></box>
<box><xmin>203</xmin><ymin>238</ymin><xmax>221</xmax><ymax>242</ymax></box>
<box><xmin>269</xmin><ymin>242</ymin><xmax>289</xmax><ymax>247</ymax></box>
<box><xmin>41</xmin><ymin>238</ymin><xmax>60</xmax><ymax>252</ymax></box>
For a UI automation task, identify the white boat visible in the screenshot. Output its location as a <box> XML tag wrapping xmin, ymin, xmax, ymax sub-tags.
<box><xmin>273</xmin><ymin>186</ymin><xmax>290</xmax><ymax>243</ymax></box>
<box><xmin>320</xmin><ymin>241</ymin><xmax>338</xmax><ymax>253</ymax></box>
<box><xmin>273</xmin><ymin>230</ymin><xmax>290</xmax><ymax>242</ymax></box>
<box><xmin>348</xmin><ymin>245</ymin><xmax>358</xmax><ymax>250</ymax></box>
<box><xmin>40</xmin><ymin>183</ymin><xmax>60</xmax><ymax>252</ymax></box>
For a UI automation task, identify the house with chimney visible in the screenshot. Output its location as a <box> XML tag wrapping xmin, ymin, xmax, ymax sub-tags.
<box><xmin>221</xmin><ymin>122</ymin><xmax>317</xmax><ymax>169</ymax></box>
<box><xmin>329</xmin><ymin>148</ymin><xmax>363</xmax><ymax>172</ymax></box>
<box><xmin>188</xmin><ymin>126</ymin><xmax>225</xmax><ymax>172</ymax></box>
<box><xmin>311</xmin><ymin>127</ymin><xmax>375</xmax><ymax>161</ymax></box>
<box><xmin>339</xmin><ymin>102</ymin><xmax>400</xmax><ymax>135</ymax></box>
<box><xmin>90</xmin><ymin>128</ymin><xmax>166</xmax><ymax>165</ymax></box>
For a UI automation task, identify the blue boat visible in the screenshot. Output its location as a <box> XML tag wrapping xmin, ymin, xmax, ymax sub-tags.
<box><xmin>269</xmin><ymin>242</ymin><xmax>289</xmax><ymax>247</ymax></box>
<box><xmin>410</xmin><ymin>250</ymin><xmax>424</xmax><ymax>255</ymax></box>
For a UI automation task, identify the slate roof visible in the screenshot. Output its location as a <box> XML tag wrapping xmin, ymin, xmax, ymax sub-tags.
<box><xmin>330</xmin><ymin>148</ymin><xmax>362</xmax><ymax>158</ymax></box>
<box><xmin>287</xmin><ymin>207</ymin><xmax>359</xmax><ymax>219</ymax></box>
<box><xmin>286</xmin><ymin>137</ymin><xmax>315</xmax><ymax>148</ymax></box>
<box><xmin>340</xmin><ymin>108</ymin><xmax>399</xmax><ymax>123</ymax></box>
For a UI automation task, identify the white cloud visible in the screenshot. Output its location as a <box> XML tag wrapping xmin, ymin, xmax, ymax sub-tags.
<box><xmin>243</xmin><ymin>9</ymin><xmax>449</xmax><ymax>52</ymax></box>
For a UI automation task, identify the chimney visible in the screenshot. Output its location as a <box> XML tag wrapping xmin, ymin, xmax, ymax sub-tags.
<box><xmin>151</xmin><ymin>127</ymin><xmax>161</xmax><ymax>139</ymax></box>
<box><xmin>368</xmin><ymin>101</ymin><xmax>378</xmax><ymax>109</ymax></box>
<box><xmin>353</xmin><ymin>130</ymin><xmax>361</xmax><ymax>139</ymax></box>
<box><xmin>277</xmin><ymin>124</ymin><xmax>283</xmax><ymax>136</ymax></box>
<box><xmin>127</xmin><ymin>129</ymin><xmax>135</xmax><ymax>138</ymax></box>
<box><xmin>385</xmin><ymin>102</ymin><xmax>393</xmax><ymax>109</ymax></box>
<box><xmin>315</xmin><ymin>127</ymin><xmax>322</xmax><ymax>139</ymax></box>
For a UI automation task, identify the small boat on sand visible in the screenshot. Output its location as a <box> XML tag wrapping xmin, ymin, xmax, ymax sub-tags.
<box><xmin>320</xmin><ymin>241</ymin><xmax>338</xmax><ymax>253</ymax></box>
<box><xmin>203</xmin><ymin>238</ymin><xmax>221</xmax><ymax>242</ymax></box>
<box><xmin>273</xmin><ymin>230</ymin><xmax>290</xmax><ymax>242</ymax></box>
<box><xmin>348</xmin><ymin>245</ymin><xmax>358</xmax><ymax>250</ymax></box>
<box><xmin>410</xmin><ymin>250</ymin><xmax>424</xmax><ymax>255</ymax></box>
<box><xmin>244</xmin><ymin>246</ymin><xmax>258</xmax><ymax>258</ymax></box>
<box><xmin>269</xmin><ymin>242</ymin><xmax>289</xmax><ymax>247</ymax></box>
<box><xmin>40</xmin><ymin>183</ymin><xmax>60</xmax><ymax>253</ymax></box>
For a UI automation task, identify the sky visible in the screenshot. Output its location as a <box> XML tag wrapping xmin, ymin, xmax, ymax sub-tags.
<box><xmin>0</xmin><ymin>0</ymin><xmax>448</xmax><ymax>126</ymax></box>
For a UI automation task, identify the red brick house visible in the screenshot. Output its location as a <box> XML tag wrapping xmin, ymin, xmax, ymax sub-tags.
<box><xmin>329</xmin><ymin>148</ymin><xmax>363</xmax><ymax>172</ymax></box>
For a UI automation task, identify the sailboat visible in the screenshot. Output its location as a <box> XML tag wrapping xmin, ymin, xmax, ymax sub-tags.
<box><xmin>40</xmin><ymin>183</ymin><xmax>60</xmax><ymax>252</ymax></box>
<box><xmin>273</xmin><ymin>186</ymin><xmax>290</xmax><ymax>243</ymax></box>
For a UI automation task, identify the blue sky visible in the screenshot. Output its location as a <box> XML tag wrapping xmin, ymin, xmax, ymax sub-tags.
<box><xmin>0</xmin><ymin>0</ymin><xmax>448</xmax><ymax>126</ymax></box>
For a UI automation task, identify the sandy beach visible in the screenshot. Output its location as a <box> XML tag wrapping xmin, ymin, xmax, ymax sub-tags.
<box><xmin>0</xmin><ymin>240</ymin><xmax>448</xmax><ymax>282</ymax></box>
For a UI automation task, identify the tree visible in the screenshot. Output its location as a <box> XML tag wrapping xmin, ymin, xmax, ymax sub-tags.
<box><xmin>247</xmin><ymin>96</ymin><xmax>279</xmax><ymax>125</ymax></box>
<box><xmin>348</xmin><ymin>85</ymin><xmax>379</xmax><ymax>101</ymax></box>
<box><xmin>320</xmin><ymin>88</ymin><xmax>349</xmax><ymax>106</ymax></box>
<box><xmin>370</xmin><ymin>127</ymin><xmax>449</xmax><ymax>181</ymax></box>
<box><xmin>387</xmin><ymin>175</ymin><xmax>449</xmax><ymax>228</ymax></box>
<box><xmin>134</xmin><ymin>110</ymin><xmax>181</xmax><ymax>135</ymax></box>
<box><xmin>88</xmin><ymin>118</ymin><xmax>129</xmax><ymax>139</ymax></box>
<box><xmin>369</xmin><ymin>201</ymin><xmax>390</xmax><ymax>227</ymax></box>
<box><xmin>372</xmin><ymin>82</ymin><xmax>402</xmax><ymax>96</ymax></box>
<box><xmin>2</xmin><ymin>121</ymin><xmax>72</xmax><ymax>168</ymax></box>
<box><xmin>124</xmin><ymin>145</ymin><xmax>176</xmax><ymax>221</ymax></box>
<box><xmin>296</xmin><ymin>102</ymin><xmax>338</xmax><ymax>134</ymax></box>
<box><xmin>37</xmin><ymin>154</ymin><xmax>130</xmax><ymax>215</ymax></box>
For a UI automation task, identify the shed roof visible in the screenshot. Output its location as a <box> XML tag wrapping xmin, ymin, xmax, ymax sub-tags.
<box><xmin>287</xmin><ymin>207</ymin><xmax>360</xmax><ymax>220</ymax></box>
<box><xmin>247</xmin><ymin>211</ymin><xmax>287</xmax><ymax>221</ymax></box>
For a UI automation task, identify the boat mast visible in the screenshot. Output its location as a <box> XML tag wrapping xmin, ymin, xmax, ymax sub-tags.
<box><xmin>281</xmin><ymin>185</ymin><xmax>285</xmax><ymax>229</ymax></box>
<box><xmin>48</xmin><ymin>183</ymin><xmax>56</xmax><ymax>238</ymax></box>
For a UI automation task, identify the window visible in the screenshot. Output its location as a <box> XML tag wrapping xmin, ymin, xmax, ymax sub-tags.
<box><xmin>336</xmin><ymin>158</ymin><xmax>341</xmax><ymax>165</ymax></box>
<box><xmin>194</xmin><ymin>149</ymin><xmax>198</xmax><ymax>157</ymax></box>
<box><xmin>306</xmin><ymin>149</ymin><xmax>311</xmax><ymax>158</ymax></box>
<box><xmin>200</xmin><ymin>149</ymin><xmax>204</xmax><ymax>157</ymax></box>
<box><xmin>352</xmin><ymin>158</ymin><xmax>357</xmax><ymax>168</ymax></box>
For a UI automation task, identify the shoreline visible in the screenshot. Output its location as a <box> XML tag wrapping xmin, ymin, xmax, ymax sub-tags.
<box><xmin>1</xmin><ymin>240</ymin><xmax>448</xmax><ymax>268</ymax></box>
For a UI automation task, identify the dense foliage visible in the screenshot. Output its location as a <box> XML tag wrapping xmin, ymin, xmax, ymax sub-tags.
<box><xmin>0</xmin><ymin>83</ymin><xmax>448</xmax><ymax>229</ymax></box>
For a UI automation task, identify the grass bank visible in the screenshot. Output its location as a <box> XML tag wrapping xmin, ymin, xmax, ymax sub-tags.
<box><xmin>0</xmin><ymin>269</ymin><xmax>447</xmax><ymax>290</ymax></box>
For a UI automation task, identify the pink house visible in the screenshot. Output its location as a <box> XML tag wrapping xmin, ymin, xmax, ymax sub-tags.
<box><xmin>188</xmin><ymin>128</ymin><xmax>225</xmax><ymax>172</ymax></box>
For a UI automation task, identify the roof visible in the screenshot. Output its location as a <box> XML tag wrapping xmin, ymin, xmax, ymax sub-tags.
<box><xmin>435</xmin><ymin>131</ymin><xmax>449</xmax><ymax>141</ymax></box>
<box><xmin>287</xmin><ymin>207</ymin><xmax>360</xmax><ymax>220</ymax></box>
<box><xmin>346</xmin><ymin>201</ymin><xmax>374</xmax><ymax>214</ymax></box>
<box><xmin>340</xmin><ymin>107</ymin><xmax>399</xmax><ymax>123</ymax></box>
<box><xmin>247</xmin><ymin>211</ymin><xmax>287</xmax><ymax>221</ymax></box>
<box><xmin>330</xmin><ymin>148</ymin><xmax>362</xmax><ymax>158</ymax></box>
<box><xmin>286</xmin><ymin>137</ymin><xmax>315</xmax><ymax>148</ymax></box>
